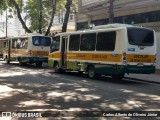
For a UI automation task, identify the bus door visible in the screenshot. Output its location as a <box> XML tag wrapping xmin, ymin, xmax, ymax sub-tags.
<box><xmin>61</xmin><ymin>36</ymin><xmax>68</xmax><ymax>68</ymax></box>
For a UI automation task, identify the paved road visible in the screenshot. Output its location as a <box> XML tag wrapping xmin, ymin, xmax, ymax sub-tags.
<box><xmin>0</xmin><ymin>61</ymin><xmax>160</xmax><ymax>120</ymax></box>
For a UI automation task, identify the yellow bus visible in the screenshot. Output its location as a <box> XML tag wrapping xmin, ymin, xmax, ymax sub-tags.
<box><xmin>48</xmin><ymin>24</ymin><xmax>156</xmax><ymax>80</ymax></box>
<box><xmin>3</xmin><ymin>33</ymin><xmax>51</xmax><ymax>67</ymax></box>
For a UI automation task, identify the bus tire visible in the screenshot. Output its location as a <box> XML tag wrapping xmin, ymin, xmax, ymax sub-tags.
<box><xmin>112</xmin><ymin>74</ymin><xmax>124</xmax><ymax>81</ymax></box>
<box><xmin>54</xmin><ymin>62</ymin><xmax>60</xmax><ymax>73</ymax></box>
<box><xmin>87</xmin><ymin>65</ymin><xmax>97</xmax><ymax>79</ymax></box>
<box><xmin>18</xmin><ymin>58</ymin><xmax>26</xmax><ymax>66</ymax></box>
<box><xmin>36</xmin><ymin>62</ymin><xmax>42</xmax><ymax>68</ymax></box>
<box><xmin>5</xmin><ymin>55</ymin><xmax>8</xmax><ymax>63</ymax></box>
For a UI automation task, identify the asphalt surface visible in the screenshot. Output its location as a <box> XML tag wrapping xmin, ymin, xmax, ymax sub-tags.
<box><xmin>0</xmin><ymin>61</ymin><xmax>160</xmax><ymax>120</ymax></box>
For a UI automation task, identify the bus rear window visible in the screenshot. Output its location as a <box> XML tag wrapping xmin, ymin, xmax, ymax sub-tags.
<box><xmin>32</xmin><ymin>36</ymin><xmax>51</xmax><ymax>46</ymax></box>
<box><xmin>127</xmin><ymin>28</ymin><xmax>154</xmax><ymax>46</ymax></box>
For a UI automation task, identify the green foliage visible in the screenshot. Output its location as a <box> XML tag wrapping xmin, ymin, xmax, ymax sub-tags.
<box><xmin>24</xmin><ymin>0</ymin><xmax>66</xmax><ymax>32</ymax></box>
<box><xmin>24</xmin><ymin>0</ymin><xmax>39</xmax><ymax>32</ymax></box>
<box><xmin>57</xmin><ymin>0</ymin><xmax>65</xmax><ymax>11</ymax></box>
<box><xmin>0</xmin><ymin>0</ymin><xmax>78</xmax><ymax>34</ymax></box>
<box><xmin>0</xmin><ymin>0</ymin><xmax>8</xmax><ymax>12</ymax></box>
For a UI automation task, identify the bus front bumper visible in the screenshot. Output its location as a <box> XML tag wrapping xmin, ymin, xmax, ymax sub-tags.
<box><xmin>29</xmin><ymin>57</ymin><xmax>48</xmax><ymax>63</ymax></box>
<box><xmin>94</xmin><ymin>64</ymin><xmax>155</xmax><ymax>75</ymax></box>
<box><xmin>125</xmin><ymin>65</ymin><xmax>155</xmax><ymax>74</ymax></box>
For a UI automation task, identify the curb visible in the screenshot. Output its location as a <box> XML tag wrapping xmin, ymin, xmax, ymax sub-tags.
<box><xmin>156</xmin><ymin>69</ymin><xmax>160</xmax><ymax>74</ymax></box>
<box><xmin>124</xmin><ymin>77</ymin><xmax>160</xmax><ymax>84</ymax></box>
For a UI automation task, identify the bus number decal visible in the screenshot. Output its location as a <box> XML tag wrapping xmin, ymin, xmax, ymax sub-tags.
<box><xmin>76</xmin><ymin>54</ymin><xmax>85</xmax><ymax>58</ymax></box>
<box><xmin>134</xmin><ymin>55</ymin><xmax>148</xmax><ymax>58</ymax></box>
<box><xmin>92</xmin><ymin>54</ymin><xmax>107</xmax><ymax>59</ymax></box>
<box><xmin>130</xmin><ymin>59</ymin><xmax>151</xmax><ymax>62</ymax></box>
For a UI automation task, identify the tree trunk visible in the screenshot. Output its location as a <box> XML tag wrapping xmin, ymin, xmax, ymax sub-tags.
<box><xmin>38</xmin><ymin>0</ymin><xmax>42</xmax><ymax>34</ymax></box>
<box><xmin>109</xmin><ymin>0</ymin><xmax>114</xmax><ymax>23</ymax></box>
<box><xmin>45</xmin><ymin>0</ymin><xmax>56</xmax><ymax>36</ymax></box>
<box><xmin>62</xmin><ymin>0</ymin><xmax>72</xmax><ymax>32</ymax></box>
<box><xmin>11</xmin><ymin>0</ymin><xmax>32</xmax><ymax>33</ymax></box>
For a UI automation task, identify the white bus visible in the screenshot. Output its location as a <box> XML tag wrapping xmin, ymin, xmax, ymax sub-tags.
<box><xmin>3</xmin><ymin>33</ymin><xmax>51</xmax><ymax>67</ymax></box>
<box><xmin>48</xmin><ymin>24</ymin><xmax>156</xmax><ymax>80</ymax></box>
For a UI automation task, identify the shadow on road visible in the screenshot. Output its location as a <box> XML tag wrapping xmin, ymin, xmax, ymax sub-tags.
<box><xmin>0</xmin><ymin>62</ymin><xmax>160</xmax><ymax>119</ymax></box>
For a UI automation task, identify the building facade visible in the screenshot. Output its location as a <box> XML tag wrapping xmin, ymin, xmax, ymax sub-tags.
<box><xmin>76</xmin><ymin>0</ymin><xmax>160</xmax><ymax>69</ymax></box>
<box><xmin>50</xmin><ymin>9</ymin><xmax>76</xmax><ymax>34</ymax></box>
<box><xmin>77</xmin><ymin>0</ymin><xmax>160</xmax><ymax>31</ymax></box>
<box><xmin>0</xmin><ymin>9</ymin><xmax>26</xmax><ymax>37</ymax></box>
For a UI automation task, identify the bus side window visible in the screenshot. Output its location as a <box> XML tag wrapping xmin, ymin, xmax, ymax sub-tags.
<box><xmin>80</xmin><ymin>33</ymin><xmax>96</xmax><ymax>51</ymax></box>
<box><xmin>12</xmin><ymin>39</ymin><xmax>17</xmax><ymax>49</ymax></box>
<box><xmin>21</xmin><ymin>39</ymin><xmax>28</xmax><ymax>49</ymax></box>
<box><xmin>3</xmin><ymin>42</ymin><xmax>7</xmax><ymax>48</ymax></box>
<box><xmin>16</xmin><ymin>39</ymin><xmax>22</xmax><ymax>49</ymax></box>
<box><xmin>96</xmin><ymin>31</ymin><xmax>116</xmax><ymax>51</ymax></box>
<box><xmin>51</xmin><ymin>36</ymin><xmax>60</xmax><ymax>52</ymax></box>
<box><xmin>69</xmin><ymin>34</ymin><xmax>80</xmax><ymax>51</ymax></box>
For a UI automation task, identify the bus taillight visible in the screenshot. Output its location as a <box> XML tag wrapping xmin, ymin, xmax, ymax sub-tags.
<box><xmin>122</xmin><ymin>52</ymin><xmax>127</xmax><ymax>65</ymax></box>
<box><xmin>154</xmin><ymin>54</ymin><xmax>156</xmax><ymax>66</ymax></box>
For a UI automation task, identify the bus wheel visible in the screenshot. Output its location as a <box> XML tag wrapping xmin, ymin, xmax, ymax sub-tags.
<box><xmin>112</xmin><ymin>74</ymin><xmax>124</xmax><ymax>81</ymax></box>
<box><xmin>19</xmin><ymin>58</ymin><xmax>26</xmax><ymax>66</ymax></box>
<box><xmin>36</xmin><ymin>62</ymin><xmax>42</xmax><ymax>68</ymax></box>
<box><xmin>54</xmin><ymin>62</ymin><xmax>60</xmax><ymax>73</ymax></box>
<box><xmin>88</xmin><ymin>65</ymin><xmax>96</xmax><ymax>79</ymax></box>
<box><xmin>5</xmin><ymin>56</ymin><xmax>9</xmax><ymax>64</ymax></box>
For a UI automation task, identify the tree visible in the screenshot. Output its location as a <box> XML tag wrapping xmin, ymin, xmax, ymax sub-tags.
<box><xmin>38</xmin><ymin>0</ymin><xmax>43</xmax><ymax>34</ymax></box>
<box><xmin>62</xmin><ymin>0</ymin><xmax>72</xmax><ymax>32</ymax></box>
<box><xmin>24</xmin><ymin>0</ymin><xmax>64</xmax><ymax>35</ymax></box>
<box><xmin>0</xmin><ymin>0</ymin><xmax>70</xmax><ymax>35</ymax></box>
<box><xmin>11</xmin><ymin>0</ymin><xmax>32</xmax><ymax>33</ymax></box>
<box><xmin>109</xmin><ymin>0</ymin><xmax>115</xmax><ymax>23</ymax></box>
<box><xmin>45</xmin><ymin>0</ymin><xmax>56</xmax><ymax>36</ymax></box>
<box><xmin>0</xmin><ymin>0</ymin><xmax>32</xmax><ymax>33</ymax></box>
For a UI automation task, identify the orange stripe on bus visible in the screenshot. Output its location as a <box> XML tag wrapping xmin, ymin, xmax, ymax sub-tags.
<box><xmin>49</xmin><ymin>52</ymin><xmax>122</xmax><ymax>62</ymax></box>
<box><xmin>4</xmin><ymin>50</ymin><xmax>49</xmax><ymax>56</ymax></box>
<box><xmin>31</xmin><ymin>51</ymin><xmax>49</xmax><ymax>56</ymax></box>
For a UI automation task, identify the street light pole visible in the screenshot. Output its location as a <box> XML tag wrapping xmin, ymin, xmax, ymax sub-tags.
<box><xmin>109</xmin><ymin>0</ymin><xmax>114</xmax><ymax>23</ymax></box>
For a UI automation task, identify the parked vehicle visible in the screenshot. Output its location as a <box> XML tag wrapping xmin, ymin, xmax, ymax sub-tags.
<box><xmin>3</xmin><ymin>33</ymin><xmax>51</xmax><ymax>67</ymax></box>
<box><xmin>48</xmin><ymin>24</ymin><xmax>156</xmax><ymax>80</ymax></box>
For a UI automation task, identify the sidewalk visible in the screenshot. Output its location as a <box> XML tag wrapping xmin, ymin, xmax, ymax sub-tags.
<box><xmin>125</xmin><ymin>73</ymin><xmax>160</xmax><ymax>84</ymax></box>
<box><xmin>156</xmin><ymin>69</ymin><xmax>160</xmax><ymax>74</ymax></box>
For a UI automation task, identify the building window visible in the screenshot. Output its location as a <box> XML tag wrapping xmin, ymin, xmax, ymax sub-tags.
<box><xmin>69</xmin><ymin>11</ymin><xmax>75</xmax><ymax>21</ymax></box>
<box><xmin>70</xmin><ymin>14</ymin><xmax>74</xmax><ymax>21</ymax></box>
<box><xmin>114</xmin><ymin>10</ymin><xmax>160</xmax><ymax>24</ymax></box>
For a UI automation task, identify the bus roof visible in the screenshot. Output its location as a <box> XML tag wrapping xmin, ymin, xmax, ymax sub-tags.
<box><xmin>55</xmin><ymin>25</ymin><xmax>126</xmax><ymax>36</ymax></box>
<box><xmin>93</xmin><ymin>23</ymin><xmax>133</xmax><ymax>29</ymax></box>
<box><xmin>6</xmin><ymin>33</ymin><xmax>49</xmax><ymax>39</ymax></box>
<box><xmin>54</xmin><ymin>23</ymin><xmax>154</xmax><ymax>37</ymax></box>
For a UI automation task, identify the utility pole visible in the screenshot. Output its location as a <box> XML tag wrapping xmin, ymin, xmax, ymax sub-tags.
<box><xmin>109</xmin><ymin>0</ymin><xmax>114</xmax><ymax>23</ymax></box>
<box><xmin>6</xmin><ymin>9</ymin><xmax>7</xmax><ymax>38</ymax></box>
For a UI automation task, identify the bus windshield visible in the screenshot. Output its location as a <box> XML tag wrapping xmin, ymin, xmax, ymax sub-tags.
<box><xmin>127</xmin><ymin>27</ymin><xmax>154</xmax><ymax>46</ymax></box>
<box><xmin>50</xmin><ymin>36</ymin><xmax>60</xmax><ymax>52</ymax></box>
<box><xmin>32</xmin><ymin>36</ymin><xmax>51</xmax><ymax>46</ymax></box>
